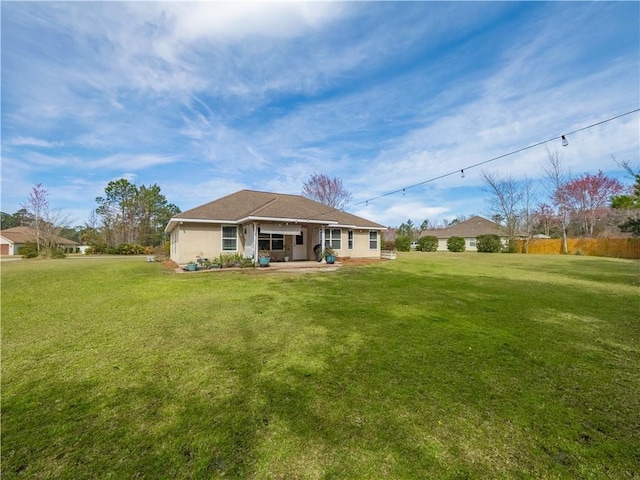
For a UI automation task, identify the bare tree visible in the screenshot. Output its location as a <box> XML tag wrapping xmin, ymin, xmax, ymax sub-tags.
<box><xmin>481</xmin><ymin>171</ymin><xmax>525</xmax><ymax>245</ymax></box>
<box><xmin>543</xmin><ymin>148</ymin><xmax>570</xmax><ymax>253</ymax></box>
<box><xmin>21</xmin><ymin>183</ymin><xmax>70</xmax><ymax>256</ymax></box>
<box><xmin>302</xmin><ymin>173</ymin><xmax>353</xmax><ymax>210</ymax></box>
<box><xmin>520</xmin><ymin>176</ymin><xmax>537</xmax><ymax>252</ymax></box>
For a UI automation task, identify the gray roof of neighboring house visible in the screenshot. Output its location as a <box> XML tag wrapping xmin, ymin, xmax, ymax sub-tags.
<box><xmin>0</xmin><ymin>226</ymin><xmax>78</xmax><ymax>245</ymax></box>
<box><xmin>166</xmin><ymin>190</ymin><xmax>386</xmax><ymax>232</ymax></box>
<box><xmin>423</xmin><ymin>216</ymin><xmax>512</xmax><ymax>239</ymax></box>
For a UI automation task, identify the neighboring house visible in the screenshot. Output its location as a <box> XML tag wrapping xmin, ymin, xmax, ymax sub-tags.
<box><xmin>165</xmin><ymin>189</ymin><xmax>387</xmax><ymax>265</ymax></box>
<box><xmin>421</xmin><ymin>215</ymin><xmax>515</xmax><ymax>251</ymax></box>
<box><xmin>0</xmin><ymin>226</ymin><xmax>79</xmax><ymax>255</ymax></box>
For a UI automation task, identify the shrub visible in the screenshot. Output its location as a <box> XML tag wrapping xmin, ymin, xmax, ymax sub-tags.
<box><xmin>87</xmin><ymin>243</ymin><xmax>107</xmax><ymax>254</ymax></box>
<box><xmin>19</xmin><ymin>242</ymin><xmax>39</xmax><ymax>258</ymax></box>
<box><xmin>503</xmin><ymin>239</ymin><xmax>518</xmax><ymax>253</ymax></box>
<box><xmin>219</xmin><ymin>252</ymin><xmax>244</xmax><ymax>268</ymax></box>
<box><xmin>418</xmin><ymin>235</ymin><xmax>438</xmax><ymax>252</ymax></box>
<box><xmin>476</xmin><ymin>234</ymin><xmax>502</xmax><ymax>253</ymax></box>
<box><xmin>447</xmin><ymin>236</ymin><xmax>466</xmax><ymax>252</ymax></box>
<box><xmin>50</xmin><ymin>248</ymin><xmax>66</xmax><ymax>259</ymax></box>
<box><xmin>395</xmin><ymin>236</ymin><xmax>411</xmax><ymax>252</ymax></box>
<box><xmin>383</xmin><ymin>240</ymin><xmax>395</xmax><ymax>251</ymax></box>
<box><xmin>117</xmin><ymin>243</ymin><xmax>146</xmax><ymax>255</ymax></box>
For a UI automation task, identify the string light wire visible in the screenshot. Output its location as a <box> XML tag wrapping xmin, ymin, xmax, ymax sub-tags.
<box><xmin>350</xmin><ymin>108</ymin><xmax>640</xmax><ymax>207</ymax></box>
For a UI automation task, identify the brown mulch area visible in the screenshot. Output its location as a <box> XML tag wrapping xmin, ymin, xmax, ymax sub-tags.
<box><xmin>163</xmin><ymin>259</ymin><xmax>179</xmax><ymax>270</ymax></box>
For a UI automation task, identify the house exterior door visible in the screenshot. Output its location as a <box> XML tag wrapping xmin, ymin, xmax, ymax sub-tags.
<box><xmin>292</xmin><ymin>228</ymin><xmax>307</xmax><ymax>260</ymax></box>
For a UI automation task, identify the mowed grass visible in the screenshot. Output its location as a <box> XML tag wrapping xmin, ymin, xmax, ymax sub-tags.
<box><xmin>2</xmin><ymin>253</ymin><xmax>639</xmax><ymax>479</ymax></box>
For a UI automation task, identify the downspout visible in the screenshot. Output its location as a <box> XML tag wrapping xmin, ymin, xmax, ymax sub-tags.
<box><xmin>253</xmin><ymin>222</ymin><xmax>258</xmax><ymax>265</ymax></box>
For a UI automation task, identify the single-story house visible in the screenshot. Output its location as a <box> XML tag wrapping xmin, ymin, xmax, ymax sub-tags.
<box><xmin>422</xmin><ymin>215</ymin><xmax>515</xmax><ymax>251</ymax></box>
<box><xmin>0</xmin><ymin>226</ymin><xmax>79</xmax><ymax>255</ymax></box>
<box><xmin>165</xmin><ymin>189</ymin><xmax>387</xmax><ymax>265</ymax></box>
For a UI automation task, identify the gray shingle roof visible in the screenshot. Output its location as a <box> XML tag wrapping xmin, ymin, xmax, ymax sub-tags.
<box><xmin>169</xmin><ymin>190</ymin><xmax>385</xmax><ymax>230</ymax></box>
<box><xmin>0</xmin><ymin>226</ymin><xmax>78</xmax><ymax>245</ymax></box>
<box><xmin>423</xmin><ymin>216</ymin><xmax>510</xmax><ymax>238</ymax></box>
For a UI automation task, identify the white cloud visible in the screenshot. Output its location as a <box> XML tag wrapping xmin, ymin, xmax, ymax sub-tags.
<box><xmin>7</xmin><ymin>137</ymin><xmax>63</xmax><ymax>148</ymax></box>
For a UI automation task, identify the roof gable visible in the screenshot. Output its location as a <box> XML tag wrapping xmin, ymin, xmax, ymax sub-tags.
<box><xmin>168</xmin><ymin>190</ymin><xmax>385</xmax><ymax>231</ymax></box>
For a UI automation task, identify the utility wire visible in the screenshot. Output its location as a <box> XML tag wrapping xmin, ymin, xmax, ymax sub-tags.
<box><xmin>350</xmin><ymin>107</ymin><xmax>640</xmax><ymax>207</ymax></box>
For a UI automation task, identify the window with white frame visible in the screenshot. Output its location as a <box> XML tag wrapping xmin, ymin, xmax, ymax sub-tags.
<box><xmin>348</xmin><ymin>230</ymin><xmax>354</xmax><ymax>250</ymax></box>
<box><xmin>369</xmin><ymin>231</ymin><xmax>378</xmax><ymax>249</ymax></box>
<box><xmin>222</xmin><ymin>226</ymin><xmax>238</xmax><ymax>251</ymax></box>
<box><xmin>469</xmin><ymin>238</ymin><xmax>476</xmax><ymax>247</ymax></box>
<box><xmin>324</xmin><ymin>228</ymin><xmax>341</xmax><ymax>249</ymax></box>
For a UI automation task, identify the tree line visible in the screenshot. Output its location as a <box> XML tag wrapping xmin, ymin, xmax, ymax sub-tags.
<box><xmin>1</xmin><ymin>179</ymin><xmax>180</xmax><ymax>257</ymax></box>
<box><xmin>387</xmin><ymin>152</ymin><xmax>639</xmax><ymax>252</ymax></box>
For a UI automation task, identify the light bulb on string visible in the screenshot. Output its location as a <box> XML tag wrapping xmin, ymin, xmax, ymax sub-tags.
<box><xmin>460</xmin><ymin>169</ymin><xmax>465</xmax><ymax>179</ymax></box>
<box><xmin>561</xmin><ymin>135</ymin><xmax>569</xmax><ymax>147</ymax></box>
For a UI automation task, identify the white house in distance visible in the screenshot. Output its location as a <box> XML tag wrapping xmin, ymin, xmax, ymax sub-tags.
<box><xmin>422</xmin><ymin>215</ymin><xmax>513</xmax><ymax>251</ymax></box>
<box><xmin>165</xmin><ymin>190</ymin><xmax>386</xmax><ymax>265</ymax></box>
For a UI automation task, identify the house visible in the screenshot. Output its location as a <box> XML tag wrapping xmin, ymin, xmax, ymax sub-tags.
<box><xmin>165</xmin><ymin>190</ymin><xmax>386</xmax><ymax>265</ymax></box>
<box><xmin>0</xmin><ymin>226</ymin><xmax>79</xmax><ymax>255</ymax></box>
<box><xmin>421</xmin><ymin>216</ymin><xmax>514</xmax><ymax>251</ymax></box>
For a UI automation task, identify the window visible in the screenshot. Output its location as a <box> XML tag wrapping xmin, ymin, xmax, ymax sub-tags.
<box><xmin>469</xmin><ymin>238</ymin><xmax>476</xmax><ymax>247</ymax></box>
<box><xmin>324</xmin><ymin>228</ymin><xmax>341</xmax><ymax>249</ymax></box>
<box><xmin>369</xmin><ymin>231</ymin><xmax>378</xmax><ymax>249</ymax></box>
<box><xmin>258</xmin><ymin>232</ymin><xmax>284</xmax><ymax>251</ymax></box>
<box><xmin>348</xmin><ymin>230</ymin><xmax>354</xmax><ymax>250</ymax></box>
<box><xmin>222</xmin><ymin>226</ymin><xmax>238</xmax><ymax>251</ymax></box>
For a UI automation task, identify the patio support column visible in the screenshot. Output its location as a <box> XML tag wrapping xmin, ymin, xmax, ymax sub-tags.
<box><xmin>253</xmin><ymin>222</ymin><xmax>258</xmax><ymax>265</ymax></box>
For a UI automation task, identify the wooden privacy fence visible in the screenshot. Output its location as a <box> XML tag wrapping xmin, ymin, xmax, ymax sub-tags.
<box><xmin>515</xmin><ymin>238</ymin><xmax>640</xmax><ymax>259</ymax></box>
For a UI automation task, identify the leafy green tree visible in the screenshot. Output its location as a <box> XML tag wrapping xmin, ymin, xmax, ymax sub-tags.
<box><xmin>96</xmin><ymin>178</ymin><xmax>138</xmax><ymax>245</ymax></box>
<box><xmin>1</xmin><ymin>212</ymin><xmax>20</xmax><ymax>229</ymax></box>
<box><xmin>612</xmin><ymin>172</ymin><xmax>640</xmax><ymax>236</ymax></box>
<box><xmin>397</xmin><ymin>220</ymin><xmax>414</xmax><ymax>238</ymax></box>
<box><xmin>95</xmin><ymin>179</ymin><xmax>180</xmax><ymax>247</ymax></box>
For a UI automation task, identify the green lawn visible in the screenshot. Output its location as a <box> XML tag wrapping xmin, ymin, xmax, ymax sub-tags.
<box><xmin>2</xmin><ymin>253</ymin><xmax>639</xmax><ymax>479</ymax></box>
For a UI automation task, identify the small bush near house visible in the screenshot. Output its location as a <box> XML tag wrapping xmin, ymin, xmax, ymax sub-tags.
<box><xmin>418</xmin><ymin>235</ymin><xmax>438</xmax><ymax>252</ymax></box>
<box><xmin>18</xmin><ymin>242</ymin><xmax>39</xmax><ymax>258</ymax></box>
<box><xmin>219</xmin><ymin>252</ymin><xmax>245</xmax><ymax>267</ymax></box>
<box><xmin>447</xmin><ymin>236</ymin><xmax>466</xmax><ymax>252</ymax></box>
<box><xmin>476</xmin><ymin>234</ymin><xmax>502</xmax><ymax>253</ymax></box>
<box><xmin>383</xmin><ymin>240</ymin><xmax>395</xmax><ymax>251</ymax></box>
<box><xmin>395</xmin><ymin>236</ymin><xmax>411</xmax><ymax>252</ymax></box>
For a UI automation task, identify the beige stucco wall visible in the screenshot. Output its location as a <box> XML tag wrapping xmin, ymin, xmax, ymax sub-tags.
<box><xmin>171</xmin><ymin>223</ymin><xmax>382</xmax><ymax>264</ymax></box>
<box><xmin>323</xmin><ymin>228</ymin><xmax>381</xmax><ymax>259</ymax></box>
<box><xmin>170</xmin><ymin>223</ymin><xmax>230</xmax><ymax>264</ymax></box>
<box><xmin>437</xmin><ymin>238</ymin><xmax>479</xmax><ymax>251</ymax></box>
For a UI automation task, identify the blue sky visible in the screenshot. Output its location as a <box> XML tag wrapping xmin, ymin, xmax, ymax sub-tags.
<box><xmin>2</xmin><ymin>1</ymin><xmax>639</xmax><ymax>228</ymax></box>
